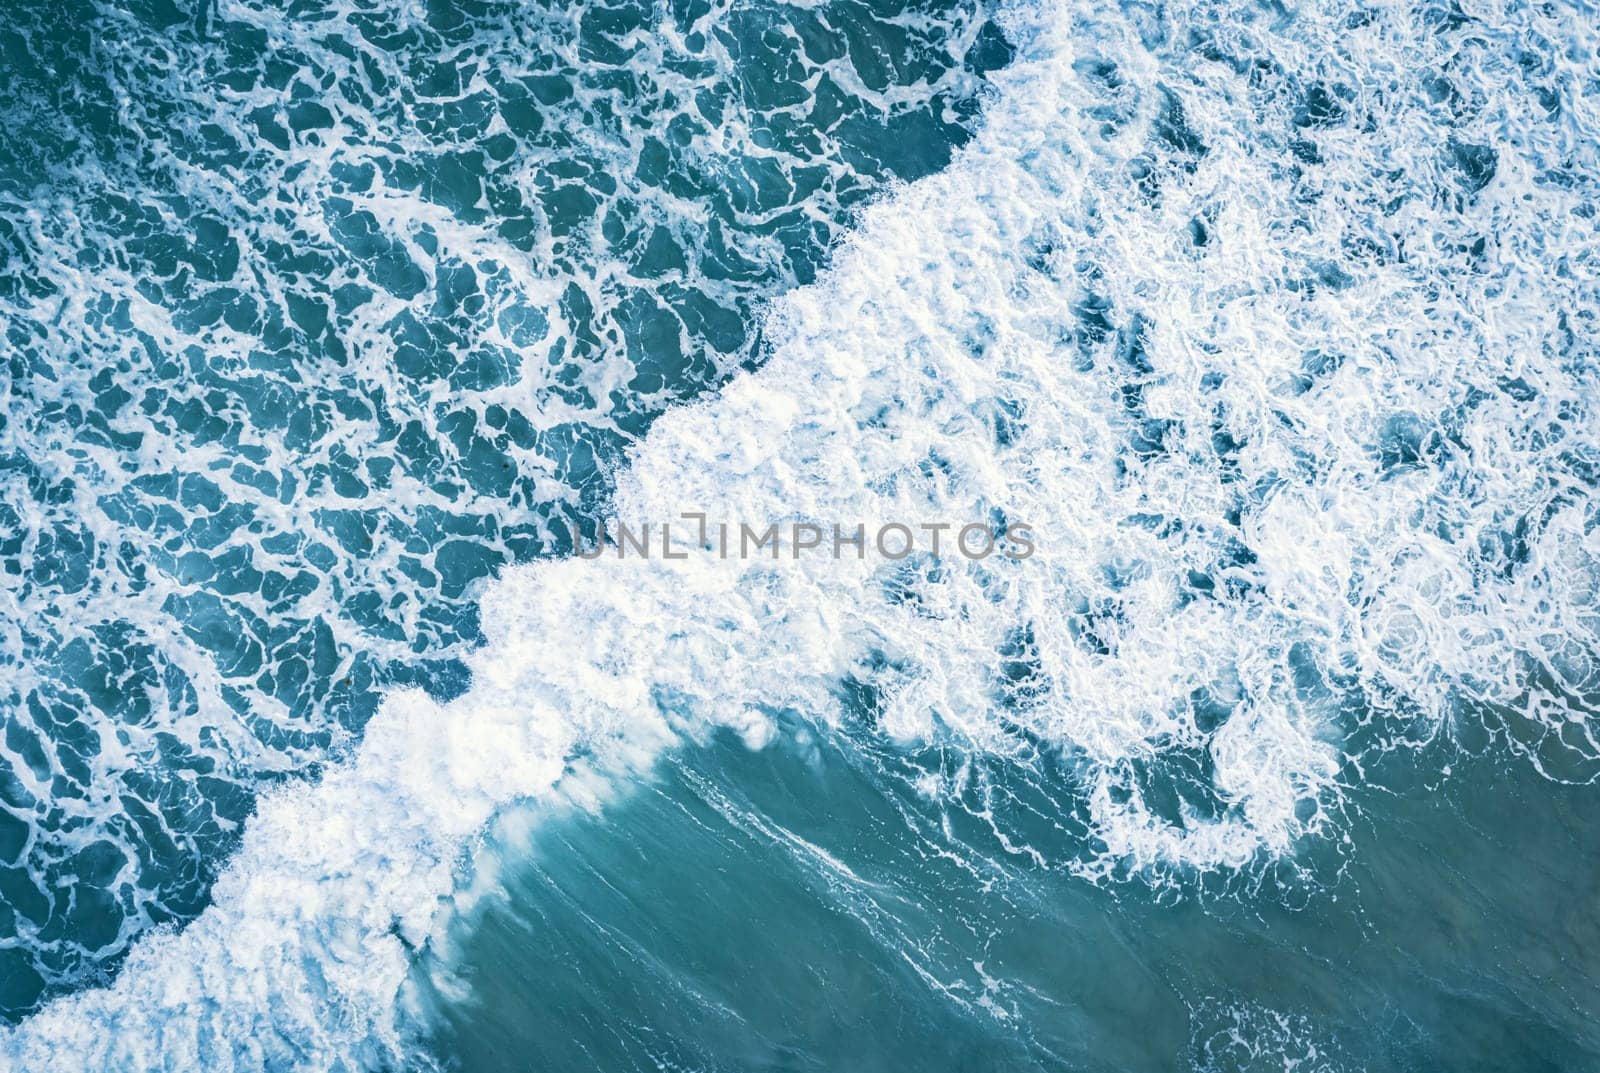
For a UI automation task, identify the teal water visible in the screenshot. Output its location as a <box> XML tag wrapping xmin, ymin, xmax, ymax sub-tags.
<box><xmin>2</xmin><ymin>0</ymin><xmax>1599</xmax><ymax>1068</ymax></box>
<box><xmin>423</xmin><ymin>730</ymin><xmax>1600</xmax><ymax>1072</ymax></box>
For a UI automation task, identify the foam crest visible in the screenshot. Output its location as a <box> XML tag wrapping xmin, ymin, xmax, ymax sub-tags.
<box><xmin>7</xmin><ymin>0</ymin><xmax>1600</xmax><ymax>1065</ymax></box>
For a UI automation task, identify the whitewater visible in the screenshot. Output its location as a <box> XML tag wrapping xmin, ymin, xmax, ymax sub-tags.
<box><xmin>4</xmin><ymin>0</ymin><xmax>1600</xmax><ymax>1068</ymax></box>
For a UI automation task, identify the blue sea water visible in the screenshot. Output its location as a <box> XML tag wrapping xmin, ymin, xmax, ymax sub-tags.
<box><xmin>1</xmin><ymin>0</ymin><xmax>1599</xmax><ymax>1070</ymax></box>
<box><xmin>420</xmin><ymin>734</ymin><xmax>1600</xmax><ymax>1072</ymax></box>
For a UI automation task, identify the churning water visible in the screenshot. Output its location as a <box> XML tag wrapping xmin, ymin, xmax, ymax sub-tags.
<box><xmin>1</xmin><ymin>0</ymin><xmax>1598</xmax><ymax>1070</ymax></box>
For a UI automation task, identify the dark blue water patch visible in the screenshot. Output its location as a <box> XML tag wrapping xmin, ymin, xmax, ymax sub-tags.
<box><xmin>419</xmin><ymin>725</ymin><xmax>1600</xmax><ymax>1073</ymax></box>
<box><xmin>1293</xmin><ymin>82</ymin><xmax>1350</xmax><ymax>129</ymax></box>
<box><xmin>0</xmin><ymin>0</ymin><xmax>1013</xmax><ymax>1016</ymax></box>
<box><xmin>1105</xmin><ymin>744</ymin><xmax>1233</xmax><ymax>830</ymax></box>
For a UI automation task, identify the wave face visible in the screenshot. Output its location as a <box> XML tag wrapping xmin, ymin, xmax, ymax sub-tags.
<box><xmin>416</xmin><ymin>726</ymin><xmax>1600</xmax><ymax>1070</ymax></box>
<box><xmin>4</xmin><ymin>0</ymin><xmax>1600</xmax><ymax>1068</ymax></box>
<box><xmin>0</xmin><ymin>0</ymin><xmax>1008</xmax><ymax>1012</ymax></box>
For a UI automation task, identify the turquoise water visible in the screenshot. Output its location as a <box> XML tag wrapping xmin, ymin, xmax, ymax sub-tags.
<box><xmin>2</xmin><ymin>0</ymin><xmax>1600</xmax><ymax>1069</ymax></box>
<box><xmin>422</xmin><ymin>732</ymin><xmax>1600</xmax><ymax>1072</ymax></box>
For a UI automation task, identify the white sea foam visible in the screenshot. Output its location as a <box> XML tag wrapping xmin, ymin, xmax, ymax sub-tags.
<box><xmin>6</xmin><ymin>0</ymin><xmax>1600</xmax><ymax>1066</ymax></box>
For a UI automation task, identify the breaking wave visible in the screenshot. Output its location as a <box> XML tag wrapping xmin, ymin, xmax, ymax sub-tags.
<box><xmin>4</xmin><ymin>0</ymin><xmax>1599</xmax><ymax>1067</ymax></box>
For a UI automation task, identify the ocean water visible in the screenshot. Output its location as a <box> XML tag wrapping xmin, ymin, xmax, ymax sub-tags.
<box><xmin>1</xmin><ymin>0</ymin><xmax>1599</xmax><ymax>1070</ymax></box>
<box><xmin>0</xmin><ymin>0</ymin><xmax>1009</xmax><ymax>1017</ymax></box>
<box><xmin>422</xmin><ymin>735</ymin><xmax>1600</xmax><ymax>1072</ymax></box>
